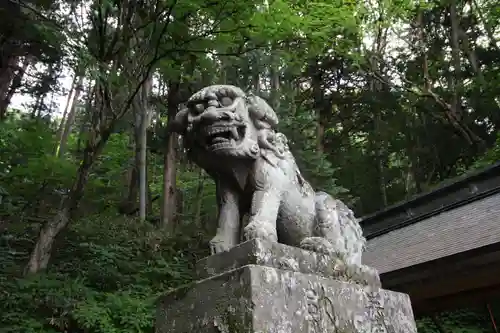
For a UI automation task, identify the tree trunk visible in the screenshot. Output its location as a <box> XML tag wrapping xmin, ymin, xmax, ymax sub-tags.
<box><xmin>25</xmin><ymin>75</ymin><xmax>116</xmax><ymax>274</ymax></box>
<box><xmin>316</xmin><ymin>111</ymin><xmax>325</xmax><ymax>155</ymax></box>
<box><xmin>56</xmin><ymin>74</ymin><xmax>78</xmax><ymax>140</ymax></box>
<box><xmin>32</xmin><ymin>96</ymin><xmax>42</xmax><ymax>119</ymax></box>
<box><xmin>0</xmin><ymin>55</ymin><xmax>17</xmax><ymax>111</ymax></box>
<box><xmin>138</xmin><ymin>75</ymin><xmax>152</xmax><ymax>221</ymax></box>
<box><xmin>147</xmin><ymin>179</ymin><xmax>153</xmax><ymax>214</ymax></box>
<box><xmin>119</xmin><ymin>130</ymin><xmax>140</xmax><ymax>215</ymax></box>
<box><xmin>25</xmin><ymin>140</ymin><xmax>103</xmax><ymax>274</ymax></box>
<box><xmin>25</xmin><ymin>204</ymin><xmax>72</xmax><ymax>275</ymax></box>
<box><xmin>194</xmin><ymin>169</ymin><xmax>205</xmax><ymax>228</ymax></box>
<box><xmin>252</xmin><ymin>57</ymin><xmax>260</xmax><ymax>93</ymax></box>
<box><xmin>269</xmin><ymin>51</ymin><xmax>280</xmax><ymax>111</ymax></box>
<box><xmin>161</xmin><ymin>132</ymin><xmax>178</xmax><ymax>230</ymax></box>
<box><xmin>0</xmin><ymin>56</ymin><xmax>30</xmax><ymax>119</ymax></box>
<box><xmin>310</xmin><ymin>59</ymin><xmax>325</xmax><ymax>155</ymax></box>
<box><xmin>57</xmin><ymin>76</ymin><xmax>84</xmax><ymax>158</ymax></box>
<box><xmin>416</xmin><ymin>8</ymin><xmax>430</xmax><ymax>91</ymax></box>
<box><xmin>458</xmin><ymin>28</ymin><xmax>483</xmax><ymax>83</ymax></box>
<box><xmin>374</xmin><ymin>111</ymin><xmax>388</xmax><ymax>207</ymax></box>
<box><xmin>76</xmin><ymin>83</ymin><xmax>96</xmax><ymax>155</ymax></box>
<box><xmin>370</xmin><ymin>16</ymin><xmax>388</xmax><ymax>207</ymax></box>
<box><xmin>121</xmin><ymin>160</ymin><xmax>140</xmax><ymax>214</ymax></box>
<box><xmin>449</xmin><ymin>0</ymin><xmax>463</xmax><ymax>121</ymax></box>
<box><xmin>160</xmin><ymin>81</ymin><xmax>180</xmax><ymax>231</ymax></box>
<box><xmin>119</xmin><ymin>108</ymin><xmax>153</xmax><ymax>218</ymax></box>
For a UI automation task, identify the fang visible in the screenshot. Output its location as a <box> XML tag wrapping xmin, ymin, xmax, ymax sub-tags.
<box><xmin>230</xmin><ymin>127</ymin><xmax>239</xmax><ymax>140</ymax></box>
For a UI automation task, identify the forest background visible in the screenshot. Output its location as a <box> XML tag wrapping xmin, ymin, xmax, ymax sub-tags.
<box><xmin>1</xmin><ymin>0</ymin><xmax>500</xmax><ymax>331</ymax></box>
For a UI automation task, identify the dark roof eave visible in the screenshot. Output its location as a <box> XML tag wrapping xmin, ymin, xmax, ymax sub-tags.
<box><xmin>360</xmin><ymin>161</ymin><xmax>500</xmax><ymax>237</ymax></box>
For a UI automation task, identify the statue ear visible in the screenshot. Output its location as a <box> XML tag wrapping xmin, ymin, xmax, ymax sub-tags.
<box><xmin>168</xmin><ymin>108</ymin><xmax>189</xmax><ymax>134</ymax></box>
<box><xmin>247</xmin><ymin>95</ymin><xmax>279</xmax><ymax>128</ymax></box>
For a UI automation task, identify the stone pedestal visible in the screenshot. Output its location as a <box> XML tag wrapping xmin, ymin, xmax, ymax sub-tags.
<box><xmin>155</xmin><ymin>239</ymin><xmax>417</xmax><ymax>333</ymax></box>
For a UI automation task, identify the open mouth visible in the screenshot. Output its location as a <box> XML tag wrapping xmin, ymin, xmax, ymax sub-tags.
<box><xmin>204</xmin><ymin>124</ymin><xmax>246</xmax><ymax>150</ymax></box>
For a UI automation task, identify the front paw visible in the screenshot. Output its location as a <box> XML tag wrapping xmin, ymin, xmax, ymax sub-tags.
<box><xmin>356</xmin><ymin>265</ymin><xmax>381</xmax><ymax>288</ymax></box>
<box><xmin>300</xmin><ymin>237</ymin><xmax>335</xmax><ymax>255</ymax></box>
<box><xmin>243</xmin><ymin>221</ymin><xmax>278</xmax><ymax>243</ymax></box>
<box><xmin>209</xmin><ymin>235</ymin><xmax>233</xmax><ymax>255</ymax></box>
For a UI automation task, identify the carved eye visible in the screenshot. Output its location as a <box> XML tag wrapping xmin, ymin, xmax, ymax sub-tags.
<box><xmin>208</xmin><ymin>99</ymin><xmax>219</xmax><ymax>107</ymax></box>
<box><xmin>194</xmin><ymin>104</ymin><xmax>204</xmax><ymax>113</ymax></box>
<box><xmin>221</xmin><ymin>97</ymin><xmax>233</xmax><ymax>107</ymax></box>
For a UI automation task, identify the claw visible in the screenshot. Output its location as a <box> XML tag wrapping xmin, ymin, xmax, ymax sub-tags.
<box><xmin>300</xmin><ymin>237</ymin><xmax>335</xmax><ymax>255</ymax></box>
<box><xmin>209</xmin><ymin>235</ymin><xmax>233</xmax><ymax>254</ymax></box>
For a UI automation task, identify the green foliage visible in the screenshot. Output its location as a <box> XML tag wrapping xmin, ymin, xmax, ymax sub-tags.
<box><xmin>1</xmin><ymin>0</ymin><xmax>500</xmax><ymax>331</ymax></box>
<box><xmin>0</xmin><ymin>213</ymin><xmax>208</xmax><ymax>333</ymax></box>
<box><xmin>87</xmin><ymin>133</ymin><xmax>133</xmax><ymax>209</ymax></box>
<box><xmin>176</xmin><ymin>168</ymin><xmax>217</xmax><ymax>229</ymax></box>
<box><xmin>276</xmin><ymin>93</ymin><xmax>348</xmax><ymax>197</ymax></box>
<box><xmin>0</xmin><ymin>118</ymin><xmax>213</xmax><ymax>333</ymax></box>
<box><xmin>471</xmin><ymin>132</ymin><xmax>500</xmax><ymax>170</ymax></box>
<box><xmin>416</xmin><ymin>307</ymin><xmax>499</xmax><ymax>333</ymax></box>
<box><xmin>0</xmin><ymin>117</ymin><xmax>77</xmax><ymax>216</ymax></box>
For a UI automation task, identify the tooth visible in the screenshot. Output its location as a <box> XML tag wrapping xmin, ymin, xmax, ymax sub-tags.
<box><xmin>230</xmin><ymin>127</ymin><xmax>239</xmax><ymax>139</ymax></box>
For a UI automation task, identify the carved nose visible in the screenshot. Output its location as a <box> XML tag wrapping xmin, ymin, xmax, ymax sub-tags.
<box><xmin>198</xmin><ymin>108</ymin><xmax>236</xmax><ymax>123</ymax></box>
<box><xmin>199</xmin><ymin>107</ymin><xmax>220</xmax><ymax>122</ymax></box>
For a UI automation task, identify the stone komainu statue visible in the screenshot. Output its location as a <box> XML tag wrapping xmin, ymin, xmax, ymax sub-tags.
<box><xmin>171</xmin><ymin>85</ymin><xmax>374</xmax><ymax>272</ymax></box>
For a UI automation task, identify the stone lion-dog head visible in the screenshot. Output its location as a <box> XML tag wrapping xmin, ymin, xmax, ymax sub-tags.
<box><xmin>171</xmin><ymin>85</ymin><xmax>288</xmax><ymax>171</ymax></box>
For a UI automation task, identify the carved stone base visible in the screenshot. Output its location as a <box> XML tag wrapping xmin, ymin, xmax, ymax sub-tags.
<box><xmin>155</xmin><ymin>240</ymin><xmax>417</xmax><ymax>333</ymax></box>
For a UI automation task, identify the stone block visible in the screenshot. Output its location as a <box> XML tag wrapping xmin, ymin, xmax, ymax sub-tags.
<box><xmin>156</xmin><ymin>240</ymin><xmax>417</xmax><ymax>333</ymax></box>
<box><xmin>196</xmin><ymin>239</ymin><xmax>381</xmax><ymax>287</ymax></box>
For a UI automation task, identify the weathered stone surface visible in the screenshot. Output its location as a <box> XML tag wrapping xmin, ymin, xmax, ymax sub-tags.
<box><xmin>170</xmin><ymin>85</ymin><xmax>369</xmax><ymax>271</ymax></box>
<box><xmin>156</xmin><ymin>266</ymin><xmax>253</xmax><ymax>333</ymax></box>
<box><xmin>155</xmin><ymin>264</ymin><xmax>417</xmax><ymax>333</ymax></box>
<box><xmin>160</xmin><ymin>84</ymin><xmax>417</xmax><ymax>332</ymax></box>
<box><xmin>196</xmin><ymin>238</ymin><xmax>381</xmax><ymax>287</ymax></box>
